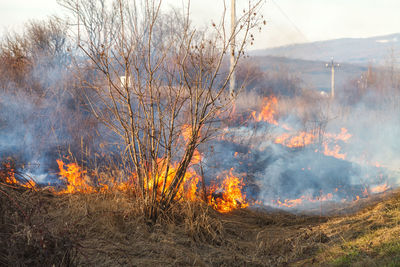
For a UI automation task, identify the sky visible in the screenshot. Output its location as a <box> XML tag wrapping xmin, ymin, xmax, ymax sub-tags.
<box><xmin>0</xmin><ymin>0</ymin><xmax>399</xmax><ymax>50</ymax></box>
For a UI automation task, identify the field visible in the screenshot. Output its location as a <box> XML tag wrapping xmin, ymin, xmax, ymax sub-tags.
<box><xmin>2</xmin><ymin>177</ymin><xmax>400</xmax><ymax>266</ymax></box>
<box><xmin>2</xmin><ymin>1</ymin><xmax>400</xmax><ymax>266</ymax></box>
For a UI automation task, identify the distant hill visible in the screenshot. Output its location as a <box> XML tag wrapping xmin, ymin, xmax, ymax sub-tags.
<box><xmin>251</xmin><ymin>33</ymin><xmax>400</xmax><ymax>66</ymax></box>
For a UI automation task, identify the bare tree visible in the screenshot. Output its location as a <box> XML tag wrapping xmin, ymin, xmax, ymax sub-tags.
<box><xmin>58</xmin><ymin>0</ymin><xmax>263</xmax><ymax>221</ymax></box>
<box><xmin>0</xmin><ymin>18</ymin><xmax>69</xmax><ymax>93</ymax></box>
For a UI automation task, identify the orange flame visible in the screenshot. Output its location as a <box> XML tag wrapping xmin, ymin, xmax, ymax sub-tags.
<box><xmin>182</xmin><ymin>124</ymin><xmax>192</xmax><ymax>143</ymax></box>
<box><xmin>56</xmin><ymin>159</ymin><xmax>200</xmax><ymax>201</ymax></box>
<box><xmin>275</xmin><ymin>131</ymin><xmax>315</xmax><ymax>148</ymax></box>
<box><xmin>325</xmin><ymin>128</ymin><xmax>352</xmax><ymax>142</ymax></box>
<box><xmin>251</xmin><ymin>96</ymin><xmax>278</xmax><ymax>125</ymax></box>
<box><xmin>322</xmin><ymin>143</ymin><xmax>347</xmax><ymax>160</ymax></box>
<box><xmin>56</xmin><ymin>160</ymin><xmax>96</xmax><ymax>194</ymax></box>
<box><xmin>274</xmin><ymin>193</ymin><xmax>334</xmax><ymax>208</ymax></box>
<box><xmin>318</xmin><ymin>128</ymin><xmax>351</xmax><ymax>160</ymax></box>
<box><xmin>362</xmin><ymin>188</ymin><xmax>369</xmax><ymax>196</ymax></box>
<box><xmin>209</xmin><ymin>170</ymin><xmax>248</xmax><ymax>213</ymax></box>
<box><xmin>55</xmin><ymin>160</ymin><xmax>247</xmax><ymax>213</ymax></box>
<box><xmin>144</xmin><ymin>161</ymin><xmax>199</xmax><ymax>201</ymax></box>
<box><xmin>370</xmin><ymin>183</ymin><xmax>390</xmax><ymax>194</ymax></box>
<box><xmin>182</xmin><ymin>124</ymin><xmax>202</xmax><ymax>165</ymax></box>
<box><xmin>276</xmin><ymin>197</ymin><xmax>303</xmax><ymax>208</ymax></box>
<box><xmin>250</xmin><ymin>97</ymin><xmax>352</xmax><ymax>158</ymax></box>
<box><xmin>191</xmin><ymin>150</ymin><xmax>202</xmax><ymax>165</ymax></box>
<box><xmin>2</xmin><ymin>163</ymin><xmax>36</xmax><ymax>189</ymax></box>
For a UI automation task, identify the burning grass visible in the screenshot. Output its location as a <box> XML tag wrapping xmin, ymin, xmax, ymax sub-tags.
<box><xmin>53</xmin><ymin>158</ymin><xmax>249</xmax><ymax>214</ymax></box>
<box><xmin>2</xmin><ymin>163</ymin><xmax>400</xmax><ymax>266</ymax></box>
<box><xmin>2</xmin><ymin>9</ymin><xmax>400</xmax><ymax>265</ymax></box>
<box><xmin>1</xmin><ymin>90</ymin><xmax>399</xmax><ymax>265</ymax></box>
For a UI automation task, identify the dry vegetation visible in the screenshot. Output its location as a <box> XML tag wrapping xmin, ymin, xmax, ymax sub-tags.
<box><xmin>3</xmin><ymin>167</ymin><xmax>400</xmax><ymax>266</ymax></box>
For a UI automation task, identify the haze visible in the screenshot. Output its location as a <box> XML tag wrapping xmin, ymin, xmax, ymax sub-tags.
<box><xmin>0</xmin><ymin>0</ymin><xmax>399</xmax><ymax>49</ymax></box>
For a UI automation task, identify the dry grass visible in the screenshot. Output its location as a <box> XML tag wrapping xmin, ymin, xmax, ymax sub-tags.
<box><xmin>2</xmin><ymin>167</ymin><xmax>400</xmax><ymax>267</ymax></box>
<box><xmin>297</xmin><ymin>190</ymin><xmax>400</xmax><ymax>266</ymax></box>
<box><xmin>0</xmin><ymin>182</ymin><xmax>322</xmax><ymax>266</ymax></box>
<box><xmin>0</xmin><ymin>185</ymin><xmax>78</xmax><ymax>266</ymax></box>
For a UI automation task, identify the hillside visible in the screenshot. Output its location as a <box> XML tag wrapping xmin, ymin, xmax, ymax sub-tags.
<box><xmin>252</xmin><ymin>33</ymin><xmax>400</xmax><ymax>66</ymax></box>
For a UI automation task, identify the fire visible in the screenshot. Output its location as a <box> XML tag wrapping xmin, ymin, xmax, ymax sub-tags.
<box><xmin>362</xmin><ymin>188</ymin><xmax>368</xmax><ymax>196</ymax></box>
<box><xmin>274</xmin><ymin>193</ymin><xmax>334</xmax><ymax>208</ymax></box>
<box><xmin>276</xmin><ymin>197</ymin><xmax>303</xmax><ymax>208</ymax></box>
<box><xmin>56</xmin><ymin>160</ymin><xmax>96</xmax><ymax>194</ymax></box>
<box><xmin>274</xmin><ymin>128</ymin><xmax>351</xmax><ymax>158</ymax></box>
<box><xmin>249</xmin><ymin>96</ymin><xmax>352</xmax><ymax>159</ymax></box>
<box><xmin>275</xmin><ymin>132</ymin><xmax>315</xmax><ymax>148</ymax></box>
<box><xmin>370</xmin><ymin>183</ymin><xmax>390</xmax><ymax>194</ymax></box>
<box><xmin>191</xmin><ymin>150</ymin><xmax>202</xmax><ymax>165</ymax></box>
<box><xmin>182</xmin><ymin>124</ymin><xmax>202</xmax><ymax>165</ymax></box>
<box><xmin>4</xmin><ymin>97</ymin><xmax>379</xmax><ymax>214</ymax></box>
<box><xmin>271</xmin><ymin>182</ymin><xmax>392</xmax><ymax>209</ymax></box>
<box><xmin>55</xmin><ymin>159</ymin><xmax>251</xmax><ymax>213</ymax></box>
<box><xmin>322</xmin><ymin>143</ymin><xmax>347</xmax><ymax>160</ymax></box>
<box><xmin>55</xmin><ymin>158</ymin><xmax>200</xmax><ymax>201</ymax></box>
<box><xmin>1</xmin><ymin>163</ymin><xmax>36</xmax><ymax>189</ymax></box>
<box><xmin>55</xmin><ymin>158</ymin><xmax>200</xmax><ymax>199</ymax></box>
<box><xmin>251</xmin><ymin>96</ymin><xmax>278</xmax><ymax>125</ymax></box>
<box><xmin>100</xmin><ymin>178</ymin><xmax>134</xmax><ymax>193</ymax></box>
<box><xmin>209</xmin><ymin>169</ymin><xmax>249</xmax><ymax>213</ymax></box>
<box><xmin>182</xmin><ymin>124</ymin><xmax>192</xmax><ymax>142</ymax></box>
<box><xmin>4</xmin><ymin>167</ymin><xmax>18</xmax><ymax>185</ymax></box>
<box><xmin>144</xmin><ymin>161</ymin><xmax>199</xmax><ymax>201</ymax></box>
<box><xmin>325</xmin><ymin>128</ymin><xmax>352</xmax><ymax>142</ymax></box>
<box><xmin>318</xmin><ymin>128</ymin><xmax>352</xmax><ymax>160</ymax></box>
<box><xmin>26</xmin><ymin>95</ymin><xmax>388</xmax><ymax>215</ymax></box>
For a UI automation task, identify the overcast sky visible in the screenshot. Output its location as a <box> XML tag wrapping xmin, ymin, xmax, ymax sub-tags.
<box><xmin>1</xmin><ymin>0</ymin><xmax>399</xmax><ymax>50</ymax></box>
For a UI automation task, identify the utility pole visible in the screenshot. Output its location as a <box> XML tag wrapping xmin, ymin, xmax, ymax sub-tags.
<box><xmin>229</xmin><ymin>0</ymin><xmax>236</xmax><ymax>97</ymax></box>
<box><xmin>326</xmin><ymin>57</ymin><xmax>340</xmax><ymax>98</ymax></box>
<box><xmin>76</xmin><ymin>0</ymin><xmax>80</xmax><ymax>47</ymax></box>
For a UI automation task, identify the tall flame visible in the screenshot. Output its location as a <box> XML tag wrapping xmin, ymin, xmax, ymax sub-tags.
<box><xmin>209</xmin><ymin>169</ymin><xmax>249</xmax><ymax>213</ymax></box>
<box><xmin>57</xmin><ymin>160</ymin><xmax>96</xmax><ymax>194</ymax></box>
<box><xmin>144</xmin><ymin>160</ymin><xmax>199</xmax><ymax>201</ymax></box>
<box><xmin>55</xmin><ymin>158</ymin><xmax>201</xmax><ymax>201</ymax></box>
<box><xmin>55</xmin><ymin>159</ymin><xmax>251</xmax><ymax>213</ymax></box>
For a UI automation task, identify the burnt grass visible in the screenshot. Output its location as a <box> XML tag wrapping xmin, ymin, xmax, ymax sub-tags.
<box><xmin>1</xmin><ymin>179</ymin><xmax>400</xmax><ymax>266</ymax></box>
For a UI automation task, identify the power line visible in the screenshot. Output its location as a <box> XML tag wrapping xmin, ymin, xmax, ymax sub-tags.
<box><xmin>270</xmin><ymin>0</ymin><xmax>309</xmax><ymax>43</ymax></box>
<box><xmin>268</xmin><ymin>0</ymin><xmax>323</xmax><ymax>54</ymax></box>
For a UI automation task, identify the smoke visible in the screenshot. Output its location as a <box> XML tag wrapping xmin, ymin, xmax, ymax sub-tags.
<box><xmin>1</xmin><ymin>90</ymin><xmax>68</xmax><ymax>182</ymax></box>
<box><xmin>1</xmin><ymin>18</ymin><xmax>399</xmax><ymax>213</ymax></box>
<box><xmin>0</xmin><ymin>60</ymin><xmax>103</xmax><ymax>183</ymax></box>
<box><xmin>1</xmin><ymin>43</ymin><xmax>397</xmax><ymax>212</ymax></box>
<box><xmin>201</xmin><ymin>88</ymin><xmax>399</xmax><ymax>211</ymax></box>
